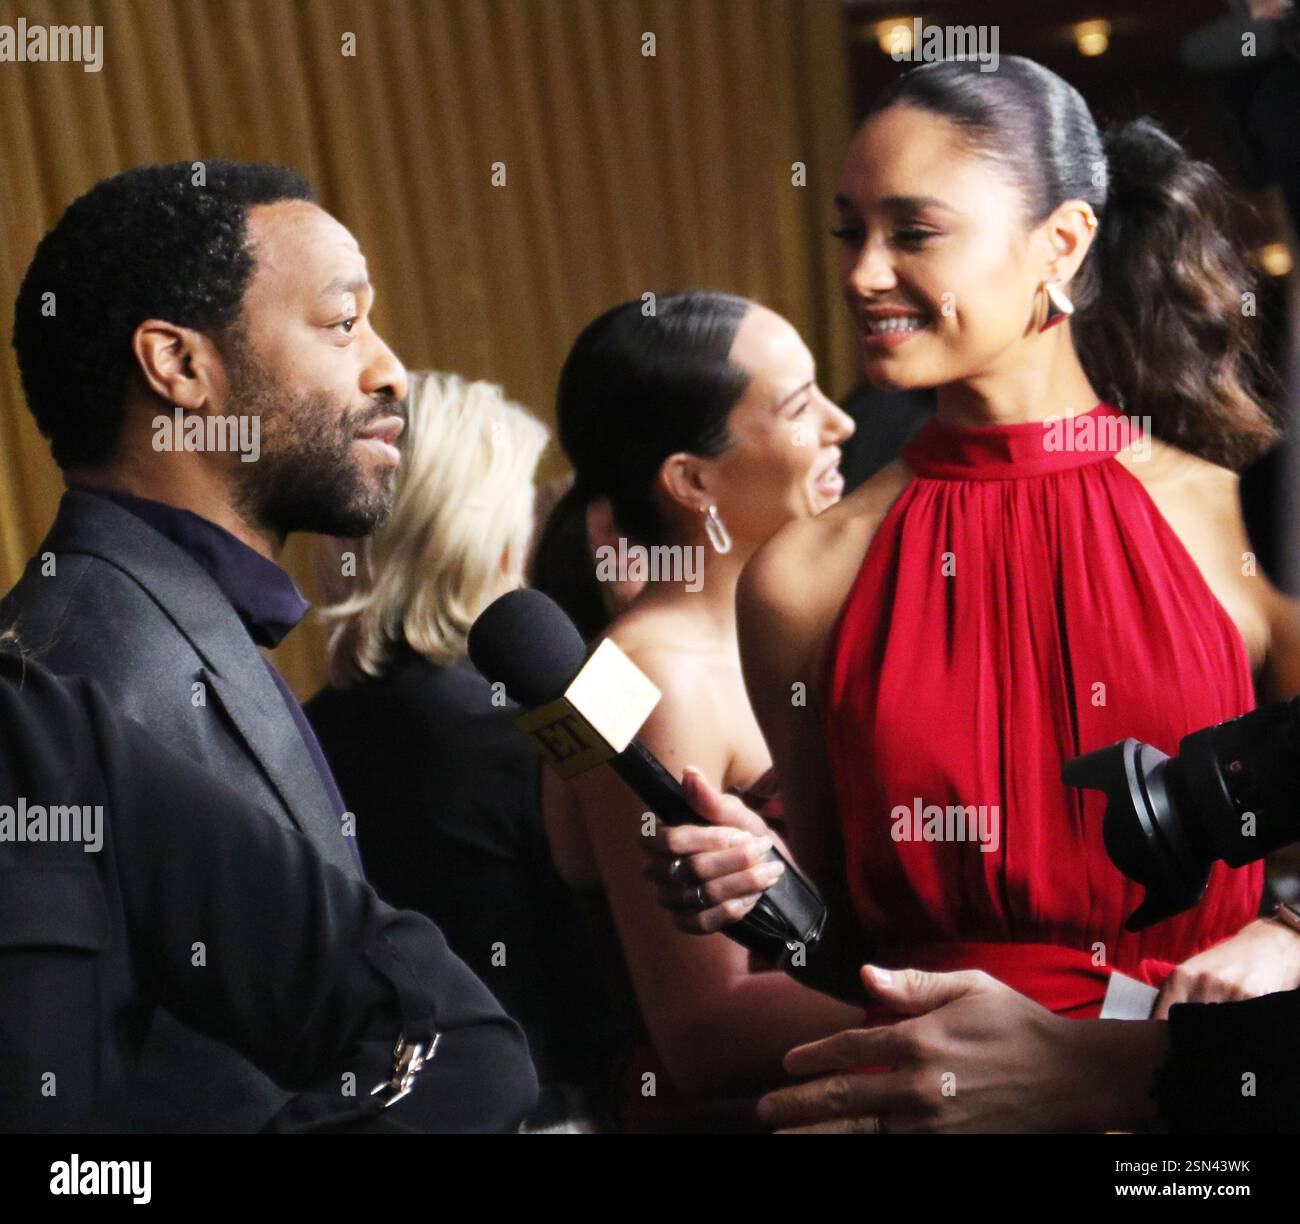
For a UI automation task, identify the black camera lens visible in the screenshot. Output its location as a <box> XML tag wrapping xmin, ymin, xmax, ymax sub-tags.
<box><xmin>1063</xmin><ymin>697</ymin><xmax>1300</xmax><ymax>930</ymax></box>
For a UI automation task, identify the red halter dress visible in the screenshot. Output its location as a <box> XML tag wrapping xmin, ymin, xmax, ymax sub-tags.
<box><xmin>822</xmin><ymin>403</ymin><xmax>1262</xmax><ymax>1017</ymax></box>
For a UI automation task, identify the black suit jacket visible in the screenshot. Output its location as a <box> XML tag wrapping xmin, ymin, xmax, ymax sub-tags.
<box><xmin>1156</xmin><ymin>989</ymin><xmax>1300</xmax><ymax>1132</ymax></box>
<box><xmin>0</xmin><ymin>651</ymin><xmax>536</xmax><ymax>1133</ymax></box>
<box><xmin>0</xmin><ymin>490</ymin><xmax>358</xmax><ymax>1130</ymax></box>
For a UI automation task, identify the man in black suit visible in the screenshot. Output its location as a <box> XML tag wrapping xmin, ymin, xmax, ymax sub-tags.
<box><xmin>2</xmin><ymin>161</ymin><xmax>413</xmax><ymax>1131</ymax></box>
<box><xmin>0</xmin><ymin>647</ymin><xmax>536</xmax><ymax>1134</ymax></box>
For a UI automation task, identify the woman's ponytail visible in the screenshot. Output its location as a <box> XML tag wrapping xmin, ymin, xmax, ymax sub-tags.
<box><xmin>1074</xmin><ymin>118</ymin><xmax>1279</xmax><ymax>469</ymax></box>
<box><xmin>528</xmin><ymin>479</ymin><xmax>611</xmax><ymax>642</ymax></box>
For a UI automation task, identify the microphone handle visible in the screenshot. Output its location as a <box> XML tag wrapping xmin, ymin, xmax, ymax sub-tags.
<box><xmin>608</xmin><ymin>738</ymin><xmax>829</xmax><ymax>962</ymax></box>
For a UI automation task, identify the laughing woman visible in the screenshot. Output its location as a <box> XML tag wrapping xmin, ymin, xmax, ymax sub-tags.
<box><xmin>650</xmin><ymin>58</ymin><xmax>1300</xmax><ymax>1025</ymax></box>
<box><xmin>542</xmin><ymin>291</ymin><xmax>863</xmax><ymax>1129</ymax></box>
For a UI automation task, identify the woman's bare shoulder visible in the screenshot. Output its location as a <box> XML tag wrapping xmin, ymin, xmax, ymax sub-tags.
<box><xmin>1118</xmin><ymin>434</ymin><xmax>1277</xmax><ymax>663</ymax></box>
<box><xmin>1117</xmin><ymin>434</ymin><xmax>1239</xmax><ymax>500</ymax></box>
<box><xmin>602</xmin><ymin>608</ymin><xmax>727</xmax><ymax>713</ymax></box>
<box><xmin>740</xmin><ymin>459</ymin><xmax>913</xmax><ymax>637</ymax></box>
<box><xmin>1117</xmin><ymin>435</ymin><xmax>1247</xmax><ymax>552</ymax></box>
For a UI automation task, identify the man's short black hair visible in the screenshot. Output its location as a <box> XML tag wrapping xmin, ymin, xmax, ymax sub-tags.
<box><xmin>12</xmin><ymin>159</ymin><xmax>313</xmax><ymax>469</ymax></box>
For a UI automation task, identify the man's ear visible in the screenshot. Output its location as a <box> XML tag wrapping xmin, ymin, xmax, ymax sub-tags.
<box><xmin>658</xmin><ymin>452</ymin><xmax>712</xmax><ymax>515</ymax></box>
<box><xmin>132</xmin><ymin>319</ymin><xmax>224</xmax><ymax>410</ymax></box>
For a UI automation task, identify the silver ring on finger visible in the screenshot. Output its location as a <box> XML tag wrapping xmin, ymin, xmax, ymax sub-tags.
<box><xmin>667</xmin><ymin>856</ymin><xmax>689</xmax><ymax>884</ymax></box>
<box><xmin>692</xmin><ymin>884</ymin><xmax>710</xmax><ymax>910</ymax></box>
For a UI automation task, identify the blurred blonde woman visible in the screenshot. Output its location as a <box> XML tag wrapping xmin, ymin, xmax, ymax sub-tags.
<box><xmin>318</xmin><ymin>371</ymin><xmax>545</xmax><ymax>681</ymax></box>
<box><xmin>307</xmin><ymin>371</ymin><xmax>624</xmax><ymax>1132</ymax></box>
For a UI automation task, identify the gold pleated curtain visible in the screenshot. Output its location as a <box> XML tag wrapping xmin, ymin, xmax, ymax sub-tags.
<box><xmin>0</xmin><ymin>0</ymin><xmax>854</xmax><ymax>696</ymax></box>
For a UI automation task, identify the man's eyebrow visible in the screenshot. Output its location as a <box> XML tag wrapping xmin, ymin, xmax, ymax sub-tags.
<box><xmin>318</xmin><ymin>275</ymin><xmax>371</xmax><ymax>298</ymax></box>
<box><xmin>834</xmin><ymin>193</ymin><xmax>961</xmax><ymax>215</ymax></box>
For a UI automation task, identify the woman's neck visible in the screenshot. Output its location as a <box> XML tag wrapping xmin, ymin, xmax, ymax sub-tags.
<box><xmin>935</xmin><ymin>329</ymin><xmax>1103</xmax><ymax>428</ymax></box>
<box><xmin>627</xmin><ymin>541</ymin><xmax>749</xmax><ymax>639</ymax></box>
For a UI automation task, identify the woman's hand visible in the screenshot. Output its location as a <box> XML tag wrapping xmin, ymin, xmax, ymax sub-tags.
<box><xmin>1153</xmin><ymin>917</ymin><xmax>1300</xmax><ymax>1018</ymax></box>
<box><xmin>640</xmin><ymin>765</ymin><xmax>786</xmax><ymax>933</ymax></box>
<box><xmin>756</xmin><ymin>965</ymin><xmax>1169</xmax><ymax>1134</ymax></box>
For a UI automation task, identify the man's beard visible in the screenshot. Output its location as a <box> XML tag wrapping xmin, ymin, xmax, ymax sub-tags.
<box><xmin>224</xmin><ymin>347</ymin><xmax>399</xmax><ymax>540</ymax></box>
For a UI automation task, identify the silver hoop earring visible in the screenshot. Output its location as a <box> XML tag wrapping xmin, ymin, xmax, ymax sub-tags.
<box><xmin>703</xmin><ymin>504</ymin><xmax>732</xmax><ymax>555</ymax></box>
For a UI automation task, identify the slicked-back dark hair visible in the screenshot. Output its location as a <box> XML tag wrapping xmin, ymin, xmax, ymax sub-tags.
<box><xmin>863</xmin><ymin>57</ymin><xmax>1278</xmax><ymax>470</ymax></box>
<box><xmin>12</xmin><ymin>159</ymin><xmax>313</xmax><ymax>469</ymax></box>
<box><xmin>555</xmin><ymin>290</ymin><xmax>753</xmax><ymax>546</ymax></box>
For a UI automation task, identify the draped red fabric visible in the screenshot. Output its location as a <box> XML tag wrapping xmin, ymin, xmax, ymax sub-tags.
<box><xmin>822</xmin><ymin>403</ymin><xmax>1262</xmax><ymax>1019</ymax></box>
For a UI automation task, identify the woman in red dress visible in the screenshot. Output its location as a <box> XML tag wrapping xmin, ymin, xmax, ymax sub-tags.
<box><xmin>648</xmin><ymin>57</ymin><xmax>1300</xmax><ymax>1023</ymax></box>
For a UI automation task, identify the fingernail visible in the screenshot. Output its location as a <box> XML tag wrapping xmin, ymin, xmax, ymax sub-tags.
<box><xmin>866</xmin><ymin>965</ymin><xmax>891</xmax><ymax>985</ymax></box>
<box><xmin>755</xmin><ymin>836</ymin><xmax>774</xmax><ymax>855</ymax></box>
<box><xmin>726</xmin><ymin>830</ymin><xmax>749</xmax><ymax>846</ymax></box>
<box><xmin>758</xmin><ymin>861</ymin><xmax>785</xmax><ymax>884</ymax></box>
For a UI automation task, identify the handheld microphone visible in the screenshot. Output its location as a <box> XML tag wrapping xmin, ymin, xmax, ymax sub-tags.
<box><xmin>467</xmin><ymin>588</ymin><xmax>828</xmax><ymax>967</ymax></box>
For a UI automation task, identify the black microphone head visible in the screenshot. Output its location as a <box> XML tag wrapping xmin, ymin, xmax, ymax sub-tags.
<box><xmin>468</xmin><ymin>588</ymin><xmax>589</xmax><ymax>707</ymax></box>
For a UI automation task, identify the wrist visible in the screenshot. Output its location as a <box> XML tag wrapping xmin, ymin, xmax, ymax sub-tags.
<box><xmin>1264</xmin><ymin>901</ymin><xmax>1300</xmax><ymax>940</ymax></box>
<box><xmin>1254</xmin><ymin>908</ymin><xmax>1300</xmax><ymax>987</ymax></box>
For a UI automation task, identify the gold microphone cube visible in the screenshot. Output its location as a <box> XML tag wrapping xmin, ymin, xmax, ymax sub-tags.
<box><xmin>513</xmin><ymin>638</ymin><xmax>662</xmax><ymax>779</ymax></box>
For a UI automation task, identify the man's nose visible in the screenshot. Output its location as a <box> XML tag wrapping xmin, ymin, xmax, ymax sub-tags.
<box><xmin>365</xmin><ymin>330</ymin><xmax>408</xmax><ymax>404</ymax></box>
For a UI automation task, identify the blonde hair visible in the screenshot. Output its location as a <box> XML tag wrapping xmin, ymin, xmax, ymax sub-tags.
<box><xmin>320</xmin><ymin>371</ymin><xmax>549</xmax><ymax>685</ymax></box>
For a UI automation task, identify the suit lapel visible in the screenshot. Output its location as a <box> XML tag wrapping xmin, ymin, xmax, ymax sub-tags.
<box><xmin>42</xmin><ymin>492</ymin><xmax>358</xmax><ymax>877</ymax></box>
<box><xmin>199</xmin><ymin>665</ymin><xmax>353</xmax><ymax>875</ymax></box>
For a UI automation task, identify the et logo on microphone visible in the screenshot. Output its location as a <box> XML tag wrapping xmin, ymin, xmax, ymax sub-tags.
<box><xmin>515</xmin><ymin>639</ymin><xmax>661</xmax><ymax>779</ymax></box>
